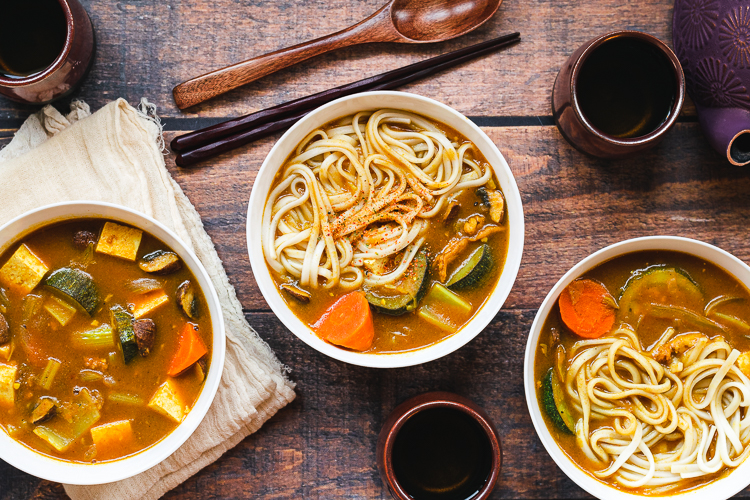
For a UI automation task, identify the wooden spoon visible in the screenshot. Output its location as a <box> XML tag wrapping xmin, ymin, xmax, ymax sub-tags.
<box><xmin>172</xmin><ymin>0</ymin><xmax>503</xmax><ymax>109</ymax></box>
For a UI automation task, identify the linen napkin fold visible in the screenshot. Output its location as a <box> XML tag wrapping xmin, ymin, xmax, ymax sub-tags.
<box><xmin>0</xmin><ymin>99</ymin><xmax>296</xmax><ymax>500</ymax></box>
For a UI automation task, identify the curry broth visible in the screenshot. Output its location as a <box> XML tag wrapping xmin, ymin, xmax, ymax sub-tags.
<box><xmin>0</xmin><ymin>219</ymin><xmax>212</xmax><ymax>463</ymax></box>
<box><xmin>534</xmin><ymin>250</ymin><xmax>750</xmax><ymax>495</ymax></box>
<box><xmin>267</xmin><ymin>119</ymin><xmax>510</xmax><ymax>353</ymax></box>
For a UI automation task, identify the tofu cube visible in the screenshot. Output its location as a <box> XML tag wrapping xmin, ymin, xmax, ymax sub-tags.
<box><xmin>0</xmin><ymin>363</ymin><xmax>18</xmax><ymax>406</ymax></box>
<box><xmin>147</xmin><ymin>379</ymin><xmax>186</xmax><ymax>423</ymax></box>
<box><xmin>95</xmin><ymin>222</ymin><xmax>143</xmax><ymax>261</ymax></box>
<box><xmin>44</xmin><ymin>295</ymin><xmax>77</xmax><ymax>326</ymax></box>
<box><xmin>133</xmin><ymin>290</ymin><xmax>169</xmax><ymax>319</ymax></box>
<box><xmin>0</xmin><ymin>244</ymin><xmax>49</xmax><ymax>294</ymax></box>
<box><xmin>90</xmin><ymin>420</ymin><xmax>133</xmax><ymax>453</ymax></box>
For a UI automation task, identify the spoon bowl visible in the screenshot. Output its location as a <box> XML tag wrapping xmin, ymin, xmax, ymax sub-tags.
<box><xmin>172</xmin><ymin>0</ymin><xmax>504</xmax><ymax>109</ymax></box>
<box><xmin>391</xmin><ymin>0</ymin><xmax>501</xmax><ymax>42</ymax></box>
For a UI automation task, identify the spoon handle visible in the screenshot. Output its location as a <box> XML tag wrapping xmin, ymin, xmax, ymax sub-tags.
<box><xmin>172</xmin><ymin>3</ymin><xmax>399</xmax><ymax>109</ymax></box>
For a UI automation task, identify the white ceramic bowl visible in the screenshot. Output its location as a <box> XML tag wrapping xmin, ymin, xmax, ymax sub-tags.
<box><xmin>524</xmin><ymin>236</ymin><xmax>750</xmax><ymax>500</ymax></box>
<box><xmin>247</xmin><ymin>91</ymin><xmax>524</xmax><ymax>368</ymax></box>
<box><xmin>0</xmin><ymin>201</ymin><xmax>226</xmax><ymax>484</ymax></box>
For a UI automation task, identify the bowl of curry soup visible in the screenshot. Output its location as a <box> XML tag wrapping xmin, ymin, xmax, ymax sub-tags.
<box><xmin>524</xmin><ymin>236</ymin><xmax>750</xmax><ymax>499</ymax></box>
<box><xmin>0</xmin><ymin>201</ymin><xmax>225</xmax><ymax>484</ymax></box>
<box><xmin>247</xmin><ymin>91</ymin><xmax>524</xmax><ymax>368</ymax></box>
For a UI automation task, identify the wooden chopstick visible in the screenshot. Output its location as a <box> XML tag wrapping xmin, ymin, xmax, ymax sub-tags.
<box><xmin>173</xmin><ymin>33</ymin><xmax>521</xmax><ymax>167</ymax></box>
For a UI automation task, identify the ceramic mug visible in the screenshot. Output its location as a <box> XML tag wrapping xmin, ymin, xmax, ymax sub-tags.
<box><xmin>0</xmin><ymin>0</ymin><xmax>95</xmax><ymax>105</ymax></box>
<box><xmin>552</xmin><ymin>30</ymin><xmax>685</xmax><ymax>159</ymax></box>
<box><xmin>376</xmin><ymin>392</ymin><xmax>502</xmax><ymax>500</ymax></box>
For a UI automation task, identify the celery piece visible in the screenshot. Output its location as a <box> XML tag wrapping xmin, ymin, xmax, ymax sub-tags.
<box><xmin>44</xmin><ymin>295</ymin><xmax>78</xmax><ymax>326</ymax></box>
<box><xmin>108</xmin><ymin>392</ymin><xmax>144</xmax><ymax>405</ymax></box>
<box><xmin>418</xmin><ymin>308</ymin><xmax>457</xmax><ymax>333</ymax></box>
<box><xmin>425</xmin><ymin>283</ymin><xmax>471</xmax><ymax>314</ymax></box>
<box><xmin>21</xmin><ymin>294</ymin><xmax>42</xmax><ymax>325</ymax></box>
<box><xmin>33</xmin><ymin>426</ymin><xmax>70</xmax><ymax>452</ymax></box>
<box><xmin>72</xmin><ymin>324</ymin><xmax>114</xmax><ymax>350</ymax></box>
<box><xmin>39</xmin><ymin>358</ymin><xmax>61</xmax><ymax>390</ymax></box>
<box><xmin>79</xmin><ymin>370</ymin><xmax>103</xmax><ymax>383</ymax></box>
<box><xmin>33</xmin><ymin>388</ymin><xmax>100</xmax><ymax>452</ymax></box>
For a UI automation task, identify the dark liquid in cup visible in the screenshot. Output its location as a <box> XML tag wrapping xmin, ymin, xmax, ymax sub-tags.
<box><xmin>392</xmin><ymin>408</ymin><xmax>493</xmax><ymax>500</ymax></box>
<box><xmin>576</xmin><ymin>37</ymin><xmax>677</xmax><ymax>139</ymax></box>
<box><xmin>0</xmin><ymin>0</ymin><xmax>68</xmax><ymax>78</ymax></box>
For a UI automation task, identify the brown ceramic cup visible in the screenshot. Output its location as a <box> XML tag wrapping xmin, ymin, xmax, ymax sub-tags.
<box><xmin>0</xmin><ymin>0</ymin><xmax>95</xmax><ymax>105</ymax></box>
<box><xmin>376</xmin><ymin>392</ymin><xmax>502</xmax><ymax>500</ymax></box>
<box><xmin>552</xmin><ymin>30</ymin><xmax>685</xmax><ymax>159</ymax></box>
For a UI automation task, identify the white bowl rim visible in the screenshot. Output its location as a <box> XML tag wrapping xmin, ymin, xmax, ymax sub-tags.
<box><xmin>0</xmin><ymin>201</ymin><xmax>226</xmax><ymax>485</ymax></box>
<box><xmin>524</xmin><ymin>235</ymin><xmax>750</xmax><ymax>500</ymax></box>
<box><xmin>247</xmin><ymin>90</ymin><xmax>525</xmax><ymax>368</ymax></box>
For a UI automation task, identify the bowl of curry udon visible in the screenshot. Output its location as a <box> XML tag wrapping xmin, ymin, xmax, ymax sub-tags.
<box><xmin>525</xmin><ymin>236</ymin><xmax>750</xmax><ymax>499</ymax></box>
<box><xmin>0</xmin><ymin>201</ymin><xmax>225</xmax><ymax>484</ymax></box>
<box><xmin>247</xmin><ymin>91</ymin><xmax>524</xmax><ymax>367</ymax></box>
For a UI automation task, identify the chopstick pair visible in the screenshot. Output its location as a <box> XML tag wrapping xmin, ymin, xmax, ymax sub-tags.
<box><xmin>171</xmin><ymin>32</ymin><xmax>521</xmax><ymax>167</ymax></box>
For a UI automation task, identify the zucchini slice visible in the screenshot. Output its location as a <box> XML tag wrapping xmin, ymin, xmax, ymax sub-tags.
<box><xmin>446</xmin><ymin>244</ymin><xmax>494</xmax><ymax>290</ymax></box>
<box><xmin>619</xmin><ymin>266</ymin><xmax>703</xmax><ymax>323</ymax></box>
<box><xmin>111</xmin><ymin>305</ymin><xmax>138</xmax><ymax>364</ymax></box>
<box><xmin>366</xmin><ymin>249</ymin><xmax>430</xmax><ymax>316</ymax></box>
<box><xmin>45</xmin><ymin>268</ymin><xmax>99</xmax><ymax>315</ymax></box>
<box><xmin>139</xmin><ymin>250</ymin><xmax>182</xmax><ymax>275</ymax></box>
<box><xmin>541</xmin><ymin>368</ymin><xmax>575</xmax><ymax>434</ymax></box>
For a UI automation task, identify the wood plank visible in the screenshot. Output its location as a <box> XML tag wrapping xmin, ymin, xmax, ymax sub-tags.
<box><xmin>163</xmin><ymin>122</ymin><xmax>750</xmax><ymax>313</ymax></box>
<box><xmin>0</xmin><ymin>0</ymin><xmax>693</xmax><ymax>120</ymax></box>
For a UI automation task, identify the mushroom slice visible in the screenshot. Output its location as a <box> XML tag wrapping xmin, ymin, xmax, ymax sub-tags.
<box><xmin>133</xmin><ymin>319</ymin><xmax>156</xmax><ymax>357</ymax></box>
<box><xmin>31</xmin><ymin>398</ymin><xmax>57</xmax><ymax>424</ymax></box>
<box><xmin>176</xmin><ymin>280</ymin><xmax>197</xmax><ymax>318</ymax></box>
<box><xmin>0</xmin><ymin>312</ymin><xmax>8</xmax><ymax>344</ymax></box>
<box><xmin>73</xmin><ymin>231</ymin><xmax>97</xmax><ymax>251</ymax></box>
<box><xmin>138</xmin><ymin>251</ymin><xmax>182</xmax><ymax>275</ymax></box>
<box><xmin>280</xmin><ymin>283</ymin><xmax>311</xmax><ymax>304</ymax></box>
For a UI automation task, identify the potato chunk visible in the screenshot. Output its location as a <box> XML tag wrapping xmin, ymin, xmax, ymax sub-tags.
<box><xmin>0</xmin><ymin>363</ymin><xmax>18</xmax><ymax>406</ymax></box>
<box><xmin>0</xmin><ymin>244</ymin><xmax>49</xmax><ymax>294</ymax></box>
<box><xmin>95</xmin><ymin>222</ymin><xmax>143</xmax><ymax>261</ymax></box>
<box><xmin>133</xmin><ymin>290</ymin><xmax>169</xmax><ymax>319</ymax></box>
<box><xmin>147</xmin><ymin>379</ymin><xmax>186</xmax><ymax>423</ymax></box>
<box><xmin>90</xmin><ymin>420</ymin><xmax>133</xmax><ymax>453</ymax></box>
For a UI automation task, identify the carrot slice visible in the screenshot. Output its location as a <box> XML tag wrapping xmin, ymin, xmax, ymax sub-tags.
<box><xmin>559</xmin><ymin>279</ymin><xmax>616</xmax><ymax>339</ymax></box>
<box><xmin>168</xmin><ymin>323</ymin><xmax>208</xmax><ymax>376</ymax></box>
<box><xmin>314</xmin><ymin>292</ymin><xmax>375</xmax><ymax>351</ymax></box>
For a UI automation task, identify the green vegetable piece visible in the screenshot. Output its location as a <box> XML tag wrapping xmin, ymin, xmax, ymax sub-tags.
<box><xmin>417</xmin><ymin>307</ymin><xmax>456</xmax><ymax>332</ymax></box>
<box><xmin>111</xmin><ymin>305</ymin><xmax>138</xmax><ymax>364</ymax></box>
<box><xmin>39</xmin><ymin>358</ymin><xmax>61</xmax><ymax>390</ymax></box>
<box><xmin>108</xmin><ymin>392</ymin><xmax>145</xmax><ymax>406</ymax></box>
<box><xmin>72</xmin><ymin>324</ymin><xmax>115</xmax><ymax>350</ymax></box>
<box><xmin>425</xmin><ymin>283</ymin><xmax>471</xmax><ymax>314</ymax></box>
<box><xmin>366</xmin><ymin>250</ymin><xmax>430</xmax><ymax>316</ymax></box>
<box><xmin>647</xmin><ymin>303</ymin><xmax>727</xmax><ymax>333</ymax></box>
<box><xmin>711</xmin><ymin>312</ymin><xmax>750</xmax><ymax>332</ymax></box>
<box><xmin>45</xmin><ymin>267</ymin><xmax>100</xmax><ymax>316</ymax></box>
<box><xmin>618</xmin><ymin>266</ymin><xmax>703</xmax><ymax>324</ymax></box>
<box><xmin>33</xmin><ymin>389</ymin><xmax>100</xmax><ymax>452</ymax></box>
<box><xmin>446</xmin><ymin>244</ymin><xmax>494</xmax><ymax>290</ymax></box>
<box><xmin>541</xmin><ymin>368</ymin><xmax>575</xmax><ymax>434</ymax></box>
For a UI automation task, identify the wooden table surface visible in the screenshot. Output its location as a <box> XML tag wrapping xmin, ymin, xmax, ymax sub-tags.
<box><xmin>2</xmin><ymin>0</ymin><xmax>750</xmax><ymax>498</ymax></box>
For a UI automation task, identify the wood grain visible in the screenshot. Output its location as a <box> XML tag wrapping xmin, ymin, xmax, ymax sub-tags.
<box><xmin>2</xmin><ymin>0</ymin><xmax>750</xmax><ymax>498</ymax></box>
<box><xmin>0</xmin><ymin>0</ymin><xmax>691</xmax><ymax>121</ymax></box>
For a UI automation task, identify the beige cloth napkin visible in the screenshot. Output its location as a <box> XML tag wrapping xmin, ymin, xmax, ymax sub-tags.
<box><xmin>0</xmin><ymin>99</ymin><xmax>296</xmax><ymax>499</ymax></box>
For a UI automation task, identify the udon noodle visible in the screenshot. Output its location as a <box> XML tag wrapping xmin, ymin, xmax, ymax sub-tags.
<box><xmin>564</xmin><ymin>324</ymin><xmax>750</xmax><ymax>491</ymax></box>
<box><xmin>261</xmin><ymin>109</ymin><xmax>492</xmax><ymax>290</ymax></box>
